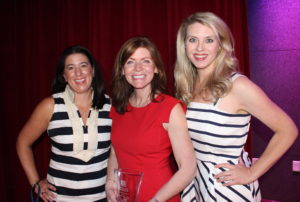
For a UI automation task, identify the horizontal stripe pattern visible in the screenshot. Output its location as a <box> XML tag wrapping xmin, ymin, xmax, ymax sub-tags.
<box><xmin>181</xmin><ymin>100</ymin><xmax>261</xmax><ymax>201</ymax></box>
<box><xmin>187</xmin><ymin>103</ymin><xmax>250</xmax><ymax>163</ymax></box>
<box><xmin>46</xmin><ymin>93</ymin><xmax>112</xmax><ymax>201</ymax></box>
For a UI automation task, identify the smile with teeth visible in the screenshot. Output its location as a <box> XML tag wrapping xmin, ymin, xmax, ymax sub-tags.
<box><xmin>75</xmin><ymin>78</ymin><xmax>85</xmax><ymax>83</ymax></box>
<box><xmin>133</xmin><ymin>75</ymin><xmax>145</xmax><ymax>79</ymax></box>
<box><xmin>194</xmin><ymin>54</ymin><xmax>207</xmax><ymax>60</ymax></box>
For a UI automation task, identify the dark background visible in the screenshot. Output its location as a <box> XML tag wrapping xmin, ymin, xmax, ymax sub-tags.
<box><xmin>0</xmin><ymin>0</ymin><xmax>299</xmax><ymax>201</ymax></box>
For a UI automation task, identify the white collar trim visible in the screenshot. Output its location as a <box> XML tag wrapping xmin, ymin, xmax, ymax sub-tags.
<box><xmin>63</xmin><ymin>85</ymin><xmax>98</xmax><ymax>162</ymax></box>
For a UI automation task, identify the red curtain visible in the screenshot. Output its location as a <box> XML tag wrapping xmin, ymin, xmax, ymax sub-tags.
<box><xmin>0</xmin><ymin>0</ymin><xmax>250</xmax><ymax>201</ymax></box>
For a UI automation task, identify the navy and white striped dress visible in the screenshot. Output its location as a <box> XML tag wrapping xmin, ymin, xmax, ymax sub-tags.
<box><xmin>47</xmin><ymin>93</ymin><xmax>111</xmax><ymax>202</ymax></box>
<box><xmin>182</xmin><ymin>75</ymin><xmax>261</xmax><ymax>202</ymax></box>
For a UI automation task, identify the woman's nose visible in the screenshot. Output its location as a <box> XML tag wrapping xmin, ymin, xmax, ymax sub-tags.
<box><xmin>196</xmin><ymin>41</ymin><xmax>204</xmax><ymax>51</ymax></box>
<box><xmin>134</xmin><ymin>62</ymin><xmax>143</xmax><ymax>71</ymax></box>
<box><xmin>75</xmin><ymin>67</ymin><xmax>82</xmax><ymax>76</ymax></box>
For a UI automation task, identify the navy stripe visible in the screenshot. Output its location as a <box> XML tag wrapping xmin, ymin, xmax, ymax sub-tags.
<box><xmin>207</xmin><ymin>187</ymin><xmax>217</xmax><ymax>201</ymax></box>
<box><xmin>201</xmin><ymin>160</ymin><xmax>210</xmax><ymax>174</ymax></box>
<box><xmin>255</xmin><ymin>186</ymin><xmax>260</xmax><ymax>196</ymax></box>
<box><xmin>192</xmin><ymin>138</ymin><xmax>244</xmax><ymax>149</ymax></box>
<box><xmin>200</xmin><ymin>192</ymin><xmax>205</xmax><ymax>202</ymax></box>
<box><xmin>48</xmin><ymin>127</ymin><xmax>73</xmax><ymax>137</ymax></box>
<box><xmin>54</xmin><ymin>97</ymin><xmax>65</xmax><ymax>104</ymax></box>
<box><xmin>231</xmin><ymin>72</ymin><xmax>238</xmax><ymax>78</ymax></box>
<box><xmin>99</xmin><ymin>111</ymin><xmax>110</xmax><ymax>118</ymax></box>
<box><xmin>51</xmin><ymin>112</ymin><xmax>69</xmax><ymax>121</ymax></box>
<box><xmin>98</xmin><ymin>125</ymin><xmax>111</xmax><ymax>133</ymax></box>
<box><xmin>189</xmin><ymin>128</ymin><xmax>248</xmax><ymax>138</ymax></box>
<box><xmin>215</xmin><ymin>189</ymin><xmax>232</xmax><ymax>201</ymax></box>
<box><xmin>199</xmin><ymin>165</ymin><xmax>209</xmax><ymax>195</ymax></box>
<box><xmin>49</xmin><ymin>126</ymin><xmax>111</xmax><ymax>137</ymax></box>
<box><xmin>48</xmin><ymin>167</ymin><xmax>107</xmax><ymax>181</ymax></box>
<box><xmin>104</xmin><ymin>97</ymin><xmax>111</xmax><ymax>105</ymax></box>
<box><xmin>200</xmin><ymin>162</ymin><xmax>217</xmax><ymax>201</ymax></box>
<box><xmin>182</xmin><ymin>184</ymin><xmax>195</xmax><ymax>198</ymax></box>
<box><xmin>188</xmin><ymin>118</ymin><xmax>249</xmax><ymax>128</ymax></box>
<box><xmin>50</xmin><ymin>139</ymin><xmax>72</xmax><ymax>151</ymax></box>
<box><xmin>54</xmin><ymin>184</ymin><xmax>105</xmax><ymax>196</ymax></box>
<box><xmin>95</xmin><ymin>198</ymin><xmax>107</xmax><ymax>202</ymax></box>
<box><xmin>51</xmin><ymin>149</ymin><xmax>110</xmax><ymax>165</ymax></box>
<box><xmin>195</xmin><ymin>148</ymin><xmax>239</xmax><ymax>159</ymax></box>
<box><xmin>188</xmin><ymin>108</ymin><xmax>250</xmax><ymax>117</ymax></box>
<box><xmin>226</xmin><ymin>186</ymin><xmax>251</xmax><ymax>202</ymax></box>
<box><xmin>50</xmin><ymin>138</ymin><xmax>110</xmax><ymax>152</ymax></box>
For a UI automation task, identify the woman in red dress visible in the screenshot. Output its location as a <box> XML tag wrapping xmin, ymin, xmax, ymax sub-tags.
<box><xmin>105</xmin><ymin>36</ymin><xmax>196</xmax><ymax>202</ymax></box>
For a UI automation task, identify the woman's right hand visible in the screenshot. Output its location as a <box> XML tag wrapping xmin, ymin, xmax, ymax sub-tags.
<box><xmin>105</xmin><ymin>179</ymin><xmax>119</xmax><ymax>202</ymax></box>
<box><xmin>34</xmin><ymin>179</ymin><xmax>57</xmax><ymax>202</ymax></box>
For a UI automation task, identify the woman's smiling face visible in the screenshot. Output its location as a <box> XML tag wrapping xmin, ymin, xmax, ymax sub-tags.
<box><xmin>123</xmin><ymin>47</ymin><xmax>157</xmax><ymax>92</ymax></box>
<box><xmin>63</xmin><ymin>53</ymin><xmax>94</xmax><ymax>94</ymax></box>
<box><xmin>185</xmin><ymin>22</ymin><xmax>220</xmax><ymax>71</ymax></box>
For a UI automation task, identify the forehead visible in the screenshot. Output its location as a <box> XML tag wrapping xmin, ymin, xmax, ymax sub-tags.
<box><xmin>130</xmin><ymin>47</ymin><xmax>151</xmax><ymax>58</ymax></box>
<box><xmin>187</xmin><ymin>22</ymin><xmax>216</xmax><ymax>37</ymax></box>
<box><xmin>65</xmin><ymin>53</ymin><xmax>89</xmax><ymax>64</ymax></box>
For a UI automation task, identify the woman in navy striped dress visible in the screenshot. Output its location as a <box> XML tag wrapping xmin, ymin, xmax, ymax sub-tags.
<box><xmin>174</xmin><ymin>12</ymin><xmax>298</xmax><ymax>201</ymax></box>
<box><xmin>16</xmin><ymin>45</ymin><xmax>111</xmax><ymax>201</ymax></box>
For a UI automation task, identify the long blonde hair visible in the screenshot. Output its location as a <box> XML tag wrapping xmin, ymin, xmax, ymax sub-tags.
<box><xmin>174</xmin><ymin>12</ymin><xmax>238</xmax><ymax>104</ymax></box>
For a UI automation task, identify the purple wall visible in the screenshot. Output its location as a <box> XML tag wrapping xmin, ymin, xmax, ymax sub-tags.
<box><xmin>247</xmin><ymin>0</ymin><xmax>300</xmax><ymax>201</ymax></box>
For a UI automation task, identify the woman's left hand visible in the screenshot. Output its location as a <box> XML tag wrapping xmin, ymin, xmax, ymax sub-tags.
<box><xmin>35</xmin><ymin>179</ymin><xmax>57</xmax><ymax>202</ymax></box>
<box><xmin>214</xmin><ymin>163</ymin><xmax>255</xmax><ymax>186</ymax></box>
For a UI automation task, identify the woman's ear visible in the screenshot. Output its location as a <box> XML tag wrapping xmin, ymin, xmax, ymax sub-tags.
<box><xmin>63</xmin><ymin>73</ymin><xmax>67</xmax><ymax>83</ymax></box>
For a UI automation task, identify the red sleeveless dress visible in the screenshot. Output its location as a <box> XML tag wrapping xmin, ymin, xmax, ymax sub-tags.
<box><xmin>110</xmin><ymin>94</ymin><xmax>181</xmax><ymax>202</ymax></box>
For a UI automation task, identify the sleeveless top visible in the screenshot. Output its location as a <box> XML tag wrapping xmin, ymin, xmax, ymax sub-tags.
<box><xmin>181</xmin><ymin>74</ymin><xmax>261</xmax><ymax>202</ymax></box>
<box><xmin>47</xmin><ymin>92</ymin><xmax>112</xmax><ymax>202</ymax></box>
<box><xmin>110</xmin><ymin>94</ymin><xmax>181</xmax><ymax>202</ymax></box>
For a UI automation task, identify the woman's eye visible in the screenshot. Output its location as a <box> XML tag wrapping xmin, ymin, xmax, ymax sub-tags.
<box><xmin>188</xmin><ymin>37</ymin><xmax>197</xmax><ymax>43</ymax></box>
<box><xmin>206</xmin><ymin>38</ymin><xmax>214</xmax><ymax>43</ymax></box>
<box><xmin>142</xmin><ymin>59</ymin><xmax>151</xmax><ymax>64</ymax></box>
<box><xmin>126</xmin><ymin>60</ymin><xmax>134</xmax><ymax>65</ymax></box>
<box><xmin>80</xmin><ymin>62</ymin><xmax>90</xmax><ymax>68</ymax></box>
<box><xmin>66</xmin><ymin>66</ymin><xmax>74</xmax><ymax>70</ymax></box>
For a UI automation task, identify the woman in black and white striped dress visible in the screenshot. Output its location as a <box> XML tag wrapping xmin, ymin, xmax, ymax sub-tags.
<box><xmin>174</xmin><ymin>12</ymin><xmax>298</xmax><ymax>201</ymax></box>
<box><xmin>17</xmin><ymin>45</ymin><xmax>111</xmax><ymax>201</ymax></box>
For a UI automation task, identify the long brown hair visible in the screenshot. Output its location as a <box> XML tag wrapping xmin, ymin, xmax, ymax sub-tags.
<box><xmin>112</xmin><ymin>36</ymin><xmax>167</xmax><ymax>114</ymax></box>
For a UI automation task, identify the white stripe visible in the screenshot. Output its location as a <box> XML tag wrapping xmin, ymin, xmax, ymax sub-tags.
<box><xmin>47</xmin><ymin>174</ymin><xmax>106</xmax><ymax>189</ymax></box>
<box><xmin>49</xmin><ymin>159</ymin><xmax>108</xmax><ymax>174</ymax></box>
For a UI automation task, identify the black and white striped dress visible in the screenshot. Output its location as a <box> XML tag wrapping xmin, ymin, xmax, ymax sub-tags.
<box><xmin>46</xmin><ymin>93</ymin><xmax>111</xmax><ymax>202</ymax></box>
<box><xmin>182</xmin><ymin>75</ymin><xmax>261</xmax><ymax>202</ymax></box>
